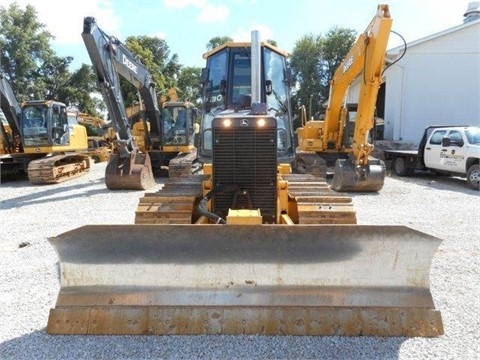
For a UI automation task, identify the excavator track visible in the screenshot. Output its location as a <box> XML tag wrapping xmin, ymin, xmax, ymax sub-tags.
<box><xmin>168</xmin><ymin>149</ymin><xmax>201</xmax><ymax>178</ymax></box>
<box><xmin>292</xmin><ymin>151</ymin><xmax>328</xmax><ymax>178</ymax></box>
<box><xmin>28</xmin><ymin>154</ymin><xmax>90</xmax><ymax>185</ymax></box>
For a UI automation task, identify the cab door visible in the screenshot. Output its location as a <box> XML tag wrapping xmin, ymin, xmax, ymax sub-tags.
<box><xmin>438</xmin><ymin>129</ymin><xmax>467</xmax><ymax>174</ymax></box>
<box><xmin>423</xmin><ymin>129</ymin><xmax>447</xmax><ymax>170</ymax></box>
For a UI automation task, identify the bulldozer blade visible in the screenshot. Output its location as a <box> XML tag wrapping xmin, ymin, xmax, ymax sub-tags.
<box><xmin>331</xmin><ymin>158</ymin><xmax>385</xmax><ymax>192</ymax></box>
<box><xmin>47</xmin><ymin>224</ymin><xmax>443</xmax><ymax>337</ymax></box>
<box><xmin>105</xmin><ymin>152</ymin><xmax>155</xmax><ymax>190</ymax></box>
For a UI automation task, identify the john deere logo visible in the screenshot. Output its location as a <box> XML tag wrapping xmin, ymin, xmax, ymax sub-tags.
<box><xmin>240</xmin><ymin>119</ymin><xmax>249</xmax><ymax>126</ymax></box>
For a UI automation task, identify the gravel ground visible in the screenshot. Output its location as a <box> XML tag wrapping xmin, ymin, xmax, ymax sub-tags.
<box><xmin>0</xmin><ymin>162</ymin><xmax>479</xmax><ymax>360</ymax></box>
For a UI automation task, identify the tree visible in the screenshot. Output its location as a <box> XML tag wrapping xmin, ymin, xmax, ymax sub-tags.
<box><xmin>289</xmin><ymin>33</ymin><xmax>324</xmax><ymax>122</ymax></box>
<box><xmin>0</xmin><ymin>3</ymin><xmax>101</xmax><ymax>115</ymax></box>
<box><xmin>122</xmin><ymin>35</ymin><xmax>181</xmax><ymax>106</ymax></box>
<box><xmin>177</xmin><ymin>66</ymin><xmax>202</xmax><ymax>104</ymax></box>
<box><xmin>289</xmin><ymin>27</ymin><xmax>356</xmax><ymax>126</ymax></box>
<box><xmin>56</xmin><ymin>64</ymin><xmax>105</xmax><ymax>117</ymax></box>
<box><xmin>206</xmin><ymin>36</ymin><xmax>233</xmax><ymax>51</ymax></box>
<box><xmin>0</xmin><ymin>3</ymin><xmax>54</xmax><ymax>101</ymax></box>
<box><xmin>320</xmin><ymin>27</ymin><xmax>357</xmax><ymax>98</ymax></box>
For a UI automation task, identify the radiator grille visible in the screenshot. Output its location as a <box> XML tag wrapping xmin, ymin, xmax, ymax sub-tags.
<box><xmin>212</xmin><ymin>120</ymin><xmax>277</xmax><ymax>223</ymax></box>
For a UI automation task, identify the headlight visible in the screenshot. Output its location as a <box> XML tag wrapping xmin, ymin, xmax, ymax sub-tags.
<box><xmin>256</xmin><ymin>118</ymin><xmax>266</xmax><ymax>127</ymax></box>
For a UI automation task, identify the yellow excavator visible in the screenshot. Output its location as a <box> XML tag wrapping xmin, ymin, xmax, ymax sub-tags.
<box><xmin>46</xmin><ymin>5</ymin><xmax>443</xmax><ymax>337</ymax></box>
<box><xmin>294</xmin><ymin>4</ymin><xmax>392</xmax><ymax>192</ymax></box>
<box><xmin>0</xmin><ymin>73</ymin><xmax>90</xmax><ymax>183</ymax></box>
<box><xmin>81</xmin><ymin>17</ymin><xmax>198</xmax><ymax>190</ymax></box>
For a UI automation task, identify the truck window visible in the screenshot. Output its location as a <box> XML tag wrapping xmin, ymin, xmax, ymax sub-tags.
<box><xmin>447</xmin><ymin>130</ymin><xmax>463</xmax><ymax>147</ymax></box>
<box><xmin>429</xmin><ymin>130</ymin><xmax>447</xmax><ymax>145</ymax></box>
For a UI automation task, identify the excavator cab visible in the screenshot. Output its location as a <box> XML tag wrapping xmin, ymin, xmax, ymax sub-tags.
<box><xmin>20</xmin><ymin>100</ymin><xmax>89</xmax><ymax>152</ymax></box>
<box><xmin>161</xmin><ymin>102</ymin><xmax>197</xmax><ymax>148</ymax></box>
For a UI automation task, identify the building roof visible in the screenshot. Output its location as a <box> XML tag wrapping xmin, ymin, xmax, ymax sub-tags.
<box><xmin>387</xmin><ymin>18</ymin><xmax>480</xmax><ymax>59</ymax></box>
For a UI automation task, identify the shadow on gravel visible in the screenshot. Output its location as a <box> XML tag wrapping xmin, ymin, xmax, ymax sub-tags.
<box><xmin>1</xmin><ymin>179</ymin><xmax>145</xmax><ymax>210</ymax></box>
<box><xmin>0</xmin><ymin>329</ymin><xmax>405</xmax><ymax>360</ymax></box>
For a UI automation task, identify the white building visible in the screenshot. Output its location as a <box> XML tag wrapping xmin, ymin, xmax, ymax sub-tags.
<box><xmin>382</xmin><ymin>3</ymin><xmax>480</xmax><ymax>143</ymax></box>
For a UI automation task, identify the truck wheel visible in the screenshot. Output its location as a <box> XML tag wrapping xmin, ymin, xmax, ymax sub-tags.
<box><xmin>393</xmin><ymin>157</ymin><xmax>410</xmax><ymax>177</ymax></box>
<box><xmin>466</xmin><ymin>164</ymin><xmax>480</xmax><ymax>190</ymax></box>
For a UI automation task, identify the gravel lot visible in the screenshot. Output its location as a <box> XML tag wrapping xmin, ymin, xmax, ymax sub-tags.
<box><xmin>1</xmin><ymin>162</ymin><xmax>479</xmax><ymax>360</ymax></box>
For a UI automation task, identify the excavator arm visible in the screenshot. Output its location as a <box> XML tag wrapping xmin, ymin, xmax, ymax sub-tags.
<box><xmin>323</xmin><ymin>4</ymin><xmax>392</xmax><ymax>165</ymax></box>
<box><xmin>82</xmin><ymin>17</ymin><xmax>156</xmax><ymax>190</ymax></box>
<box><xmin>0</xmin><ymin>72</ymin><xmax>23</xmax><ymax>153</ymax></box>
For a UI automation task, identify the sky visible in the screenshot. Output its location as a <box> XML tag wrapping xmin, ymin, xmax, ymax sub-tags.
<box><xmin>2</xmin><ymin>0</ymin><xmax>474</xmax><ymax>71</ymax></box>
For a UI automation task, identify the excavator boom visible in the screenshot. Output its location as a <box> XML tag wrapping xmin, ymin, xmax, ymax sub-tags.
<box><xmin>295</xmin><ymin>4</ymin><xmax>392</xmax><ymax>192</ymax></box>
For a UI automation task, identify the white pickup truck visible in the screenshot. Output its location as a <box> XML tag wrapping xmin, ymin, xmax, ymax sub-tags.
<box><xmin>384</xmin><ymin>126</ymin><xmax>480</xmax><ymax>190</ymax></box>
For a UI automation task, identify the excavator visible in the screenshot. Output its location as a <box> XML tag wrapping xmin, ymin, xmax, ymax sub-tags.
<box><xmin>294</xmin><ymin>3</ymin><xmax>392</xmax><ymax>192</ymax></box>
<box><xmin>81</xmin><ymin>17</ymin><xmax>198</xmax><ymax>190</ymax></box>
<box><xmin>46</xmin><ymin>5</ymin><xmax>443</xmax><ymax>337</ymax></box>
<box><xmin>0</xmin><ymin>72</ymin><xmax>90</xmax><ymax>183</ymax></box>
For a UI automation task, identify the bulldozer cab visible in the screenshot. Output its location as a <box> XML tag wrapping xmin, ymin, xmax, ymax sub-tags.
<box><xmin>197</xmin><ymin>39</ymin><xmax>295</xmax><ymax>163</ymax></box>
<box><xmin>46</xmin><ymin>28</ymin><xmax>443</xmax><ymax>338</ymax></box>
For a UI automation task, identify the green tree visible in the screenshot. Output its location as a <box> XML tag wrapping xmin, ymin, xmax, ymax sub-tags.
<box><xmin>0</xmin><ymin>3</ymin><xmax>54</xmax><ymax>101</ymax></box>
<box><xmin>206</xmin><ymin>36</ymin><xmax>233</xmax><ymax>51</ymax></box>
<box><xmin>56</xmin><ymin>64</ymin><xmax>104</xmax><ymax>117</ymax></box>
<box><xmin>289</xmin><ymin>27</ymin><xmax>356</xmax><ymax>125</ymax></box>
<box><xmin>289</xmin><ymin>33</ymin><xmax>324</xmax><ymax>122</ymax></box>
<box><xmin>177</xmin><ymin>66</ymin><xmax>202</xmax><ymax>103</ymax></box>
<box><xmin>320</xmin><ymin>27</ymin><xmax>357</xmax><ymax>97</ymax></box>
<box><xmin>0</xmin><ymin>3</ymin><xmax>102</xmax><ymax>115</ymax></box>
<box><xmin>122</xmin><ymin>36</ymin><xmax>180</xmax><ymax>106</ymax></box>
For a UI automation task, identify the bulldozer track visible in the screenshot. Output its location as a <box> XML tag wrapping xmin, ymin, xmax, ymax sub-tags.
<box><xmin>27</xmin><ymin>154</ymin><xmax>91</xmax><ymax>184</ymax></box>
<box><xmin>135</xmin><ymin>172</ymin><xmax>356</xmax><ymax>225</ymax></box>
<box><xmin>283</xmin><ymin>173</ymin><xmax>357</xmax><ymax>224</ymax></box>
<box><xmin>135</xmin><ymin>174</ymin><xmax>207</xmax><ymax>224</ymax></box>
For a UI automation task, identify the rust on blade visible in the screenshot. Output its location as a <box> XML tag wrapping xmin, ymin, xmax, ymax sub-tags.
<box><xmin>47</xmin><ymin>224</ymin><xmax>443</xmax><ymax>336</ymax></box>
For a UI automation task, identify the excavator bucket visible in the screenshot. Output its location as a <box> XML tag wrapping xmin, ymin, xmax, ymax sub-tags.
<box><xmin>331</xmin><ymin>158</ymin><xmax>386</xmax><ymax>192</ymax></box>
<box><xmin>105</xmin><ymin>152</ymin><xmax>155</xmax><ymax>190</ymax></box>
<box><xmin>46</xmin><ymin>224</ymin><xmax>443</xmax><ymax>337</ymax></box>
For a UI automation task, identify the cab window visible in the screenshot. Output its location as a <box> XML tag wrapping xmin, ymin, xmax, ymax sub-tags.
<box><xmin>447</xmin><ymin>130</ymin><xmax>463</xmax><ymax>146</ymax></box>
<box><xmin>429</xmin><ymin>130</ymin><xmax>447</xmax><ymax>145</ymax></box>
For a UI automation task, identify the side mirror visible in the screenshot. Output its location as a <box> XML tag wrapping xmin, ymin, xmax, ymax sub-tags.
<box><xmin>441</xmin><ymin>137</ymin><xmax>451</xmax><ymax>147</ymax></box>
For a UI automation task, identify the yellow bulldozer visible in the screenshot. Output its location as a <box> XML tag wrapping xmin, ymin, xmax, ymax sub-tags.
<box><xmin>46</xmin><ymin>5</ymin><xmax>443</xmax><ymax>337</ymax></box>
